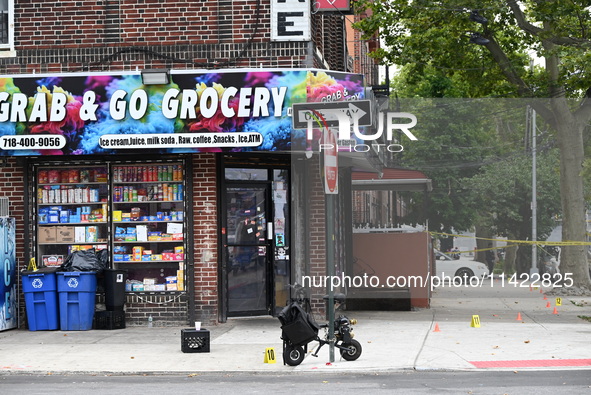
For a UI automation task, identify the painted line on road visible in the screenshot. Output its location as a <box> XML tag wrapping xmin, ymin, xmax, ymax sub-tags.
<box><xmin>470</xmin><ymin>359</ymin><xmax>591</xmax><ymax>368</ymax></box>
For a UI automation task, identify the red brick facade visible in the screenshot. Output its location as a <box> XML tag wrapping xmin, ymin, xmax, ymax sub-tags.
<box><xmin>0</xmin><ymin>1</ymin><xmax>355</xmax><ymax>74</ymax></box>
<box><xmin>191</xmin><ymin>154</ymin><xmax>219</xmax><ymax>322</ymax></box>
<box><xmin>0</xmin><ymin>1</ymin><xmax>372</xmax><ymax>326</ymax></box>
<box><xmin>0</xmin><ymin>158</ymin><xmax>27</xmax><ymax>267</ymax></box>
<box><xmin>307</xmin><ymin>157</ymin><xmax>328</xmax><ymax>312</ymax></box>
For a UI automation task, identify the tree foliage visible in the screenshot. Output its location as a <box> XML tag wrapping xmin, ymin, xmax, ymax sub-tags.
<box><xmin>467</xmin><ymin>148</ymin><xmax>562</xmax><ymax>272</ymax></box>
<box><xmin>395</xmin><ymin>97</ymin><xmax>508</xmax><ymax>234</ymax></box>
<box><xmin>355</xmin><ymin>0</ymin><xmax>591</xmax><ymax>287</ymax></box>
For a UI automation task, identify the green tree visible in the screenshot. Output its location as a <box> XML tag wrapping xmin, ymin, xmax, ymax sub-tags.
<box><xmin>395</xmin><ymin>97</ymin><xmax>505</xmax><ymax>235</ymax></box>
<box><xmin>467</xmin><ymin>148</ymin><xmax>562</xmax><ymax>274</ymax></box>
<box><xmin>355</xmin><ymin>0</ymin><xmax>590</xmax><ymax>288</ymax></box>
<box><xmin>390</xmin><ymin>68</ymin><xmax>524</xmax><ymax>245</ymax></box>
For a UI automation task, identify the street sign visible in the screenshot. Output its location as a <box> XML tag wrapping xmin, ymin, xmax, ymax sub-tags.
<box><xmin>292</xmin><ymin>100</ymin><xmax>372</xmax><ymax>129</ymax></box>
<box><xmin>323</xmin><ymin>128</ymin><xmax>338</xmax><ymax>194</ymax></box>
<box><xmin>314</xmin><ymin>0</ymin><xmax>351</xmax><ymax>12</ymax></box>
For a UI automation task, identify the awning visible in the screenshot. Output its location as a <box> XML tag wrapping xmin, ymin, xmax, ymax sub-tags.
<box><xmin>352</xmin><ymin>168</ymin><xmax>432</xmax><ymax>192</ymax></box>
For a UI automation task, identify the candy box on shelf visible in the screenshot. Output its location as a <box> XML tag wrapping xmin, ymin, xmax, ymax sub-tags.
<box><xmin>112</xmin><ymin>211</ymin><xmax>123</xmax><ymax>221</ymax></box>
<box><xmin>38</xmin><ymin>227</ymin><xmax>57</xmax><ymax>243</ymax></box>
<box><xmin>113</xmin><ymin>246</ymin><xmax>128</xmax><ymax>254</ymax></box>
<box><xmin>85</xmin><ymin>226</ymin><xmax>98</xmax><ymax>242</ymax></box>
<box><xmin>56</xmin><ymin>226</ymin><xmax>74</xmax><ymax>243</ymax></box>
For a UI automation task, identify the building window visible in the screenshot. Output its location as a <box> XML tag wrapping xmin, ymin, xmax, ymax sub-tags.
<box><xmin>0</xmin><ymin>0</ymin><xmax>13</xmax><ymax>50</ymax></box>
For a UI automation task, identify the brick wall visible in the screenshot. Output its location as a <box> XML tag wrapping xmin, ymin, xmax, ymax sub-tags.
<box><xmin>191</xmin><ymin>153</ymin><xmax>218</xmax><ymax>325</ymax></box>
<box><xmin>0</xmin><ymin>158</ymin><xmax>28</xmax><ymax>268</ymax></box>
<box><xmin>346</xmin><ymin>13</ymin><xmax>379</xmax><ymax>85</ymax></box>
<box><xmin>98</xmin><ymin>293</ymin><xmax>189</xmax><ymax>327</ymax></box>
<box><xmin>322</xmin><ymin>15</ymin><xmax>345</xmax><ymax>71</ymax></box>
<box><xmin>2</xmin><ymin>0</ymin><xmax>318</xmax><ymax>73</ymax></box>
<box><xmin>306</xmin><ymin>156</ymin><xmax>327</xmax><ymax>312</ymax></box>
<box><xmin>0</xmin><ymin>41</ymin><xmax>311</xmax><ymax>75</ymax></box>
<box><xmin>311</xmin><ymin>14</ymin><xmax>346</xmax><ymax>70</ymax></box>
<box><xmin>0</xmin><ymin>1</ymin><xmax>356</xmax><ymax>74</ymax></box>
<box><xmin>0</xmin><ymin>158</ymin><xmax>30</xmax><ymax>327</ymax></box>
<box><xmin>15</xmin><ymin>1</ymin><xmax>269</xmax><ymax>49</ymax></box>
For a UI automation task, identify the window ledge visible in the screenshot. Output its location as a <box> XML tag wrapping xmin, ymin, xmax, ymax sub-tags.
<box><xmin>0</xmin><ymin>50</ymin><xmax>16</xmax><ymax>58</ymax></box>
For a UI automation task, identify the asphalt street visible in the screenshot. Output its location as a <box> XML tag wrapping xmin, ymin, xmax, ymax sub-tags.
<box><xmin>1</xmin><ymin>371</ymin><xmax>591</xmax><ymax>394</ymax></box>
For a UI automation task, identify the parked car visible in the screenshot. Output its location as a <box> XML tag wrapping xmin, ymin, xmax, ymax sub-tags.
<box><xmin>435</xmin><ymin>250</ymin><xmax>490</xmax><ymax>283</ymax></box>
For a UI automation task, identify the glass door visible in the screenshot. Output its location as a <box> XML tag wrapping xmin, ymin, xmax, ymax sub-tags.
<box><xmin>225</xmin><ymin>185</ymin><xmax>271</xmax><ymax>315</ymax></box>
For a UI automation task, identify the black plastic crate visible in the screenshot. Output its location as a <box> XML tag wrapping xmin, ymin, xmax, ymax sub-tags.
<box><xmin>93</xmin><ymin>310</ymin><xmax>126</xmax><ymax>330</ymax></box>
<box><xmin>181</xmin><ymin>328</ymin><xmax>210</xmax><ymax>353</ymax></box>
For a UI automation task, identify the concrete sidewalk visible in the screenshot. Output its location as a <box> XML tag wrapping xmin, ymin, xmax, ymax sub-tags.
<box><xmin>1</xmin><ymin>281</ymin><xmax>590</xmax><ymax>375</ymax></box>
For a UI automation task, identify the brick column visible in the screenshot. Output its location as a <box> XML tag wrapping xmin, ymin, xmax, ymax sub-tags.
<box><xmin>191</xmin><ymin>153</ymin><xmax>219</xmax><ymax>324</ymax></box>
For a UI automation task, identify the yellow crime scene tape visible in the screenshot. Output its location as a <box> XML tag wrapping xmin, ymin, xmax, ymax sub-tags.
<box><xmin>470</xmin><ymin>244</ymin><xmax>519</xmax><ymax>254</ymax></box>
<box><xmin>429</xmin><ymin>231</ymin><xmax>591</xmax><ymax>248</ymax></box>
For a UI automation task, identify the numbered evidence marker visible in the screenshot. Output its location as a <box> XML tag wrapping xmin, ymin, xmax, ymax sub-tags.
<box><xmin>27</xmin><ymin>257</ymin><xmax>37</xmax><ymax>272</ymax></box>
<box><xmin>470</xmin><ymin>315</ymin><xmax>481</xmax><ymax>328</ymax></box>
<box><xmin>264</xmin><ymin>347</ymin><xmax>277</xmax><ymax>364</ymax></box>
<box><xmin>555</xmin><ymin>297</ymin><xmax>562</xmax><ymax>306</ymax></box>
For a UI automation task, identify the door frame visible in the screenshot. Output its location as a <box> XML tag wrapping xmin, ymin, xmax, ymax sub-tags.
<box><xmin>218</xmin><ymin>155</ymin><xmax>292</xmax><ymax>322</ymax></box>
<box><xmin>222</xmin><ymin>181</ymin><xmax>274</xmax><ymax>318</ymax></box>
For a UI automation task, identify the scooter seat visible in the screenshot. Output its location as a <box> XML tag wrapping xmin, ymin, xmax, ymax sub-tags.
<box><xmin>323</xmin><ymin>293</ymin><xmax>346</xmax><ymax>303</ymax></box>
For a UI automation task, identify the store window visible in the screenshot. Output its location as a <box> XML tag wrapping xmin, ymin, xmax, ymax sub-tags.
<box><xmin>34</xmin><ymin>159</ymin><xmax>187</xmax><ymax>294</ymax></box>
<box><xmin>0</xmin><ymin>0</ymin><xmax>14</xmax><ymax>50</ymax></box>
<box><xmin>225</xmin><ymin>168</ymin><xmax>268</xmax><ymax>181</ymax></box>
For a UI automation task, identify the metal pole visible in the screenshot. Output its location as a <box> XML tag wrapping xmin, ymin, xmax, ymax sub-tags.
<box><xmin>326</xmin><ymin>193</ymin><xmax>335</xmax><ymax>363</ymax></box>
<box><xmin>530</xmin><ymin>107</ymin><xmax>538</xmax><ymax>276</ymax></box>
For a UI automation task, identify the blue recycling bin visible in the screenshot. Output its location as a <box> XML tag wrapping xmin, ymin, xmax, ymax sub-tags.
<box><xmin>22</xmin><ymin>272</ymin><xmax>59</xmax><ymax>331</ymax></box>
<box><xmin>57</xmin><ymin>272</ymin><xmax>97</xmax><ymax>331</ymax></box>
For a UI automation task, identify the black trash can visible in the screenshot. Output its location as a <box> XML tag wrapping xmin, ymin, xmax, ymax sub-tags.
<box><xmin>103</xmin><ymin>268</ymin><xmax>127</xmax><ymax>311</ymax></box>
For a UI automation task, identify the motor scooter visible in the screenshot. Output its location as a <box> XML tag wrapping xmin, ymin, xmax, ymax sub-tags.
<box><xmin>277</xmin><ymin>284</ymin><xmax>362</xmax><ymax>366</ymax></box>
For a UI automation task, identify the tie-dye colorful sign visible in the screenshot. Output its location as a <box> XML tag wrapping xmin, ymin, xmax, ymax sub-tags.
<box><xmin>0</xmin><ymin>69</ymin><xmax>364</xmax><ymax>156</ymax></box>
<box><xmin>0</xmin><ymin>217</ymin><xmax>16</xmax><ymax>332</ymax></box>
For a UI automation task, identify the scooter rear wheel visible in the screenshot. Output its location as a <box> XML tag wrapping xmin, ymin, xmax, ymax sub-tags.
<box><xmin>284</xmin><ymin>344</ymin><xmax>305</xmax><ymax>366</ymax></box>
<box><xmin>340</xmin><ymin>339</ymin><xmax>362</xmax><ymax>361</ymax></box>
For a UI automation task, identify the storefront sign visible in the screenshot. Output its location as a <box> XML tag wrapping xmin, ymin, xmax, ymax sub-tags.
<box><xmin>0</xmin><ymin>87</ymin><xmax>287</xmax><ymax>124</ymax></box>
<box><xmin>323</xmin><ymin>128</ymin><xmax>338</xmax><ymax>194</ymax></box>
<box><xmin>98</xmin><ymin>132</ymin><xmax>263</xmax><ymax>149</ymax></box>
<box><xmin>292</xmin><ymin>100</ymin><xmax>372</xmax><ymax>128</ymax></box>
<box><xmin>314</xmin><ymin>0</ymin><xmax>351</xmax><ymax>12</ymax></box>
<box><xmin>0</xmin><ymin>217</ymin><xmax>16</xmax><ymax>331</ymax></box>
<box><xmin>0</xmin><ymin>69</ymin><xmax>364</xmax><ymax>156</ymax></box>
<box><xmin>271</xmin><ymin>0</ymin><xmax>311</xmax><ymax>41</ymax></box>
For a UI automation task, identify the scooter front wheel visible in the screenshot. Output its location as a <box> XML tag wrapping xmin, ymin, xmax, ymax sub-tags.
<box><xmin>284</xmin><ymin>344</ymin><xmax>305</xmax><ymax>366</ymax></box>
<box><xmin>340</xmin><ymin>339</ymin><xmax>362</xmax><ymax>361</ymax></box>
